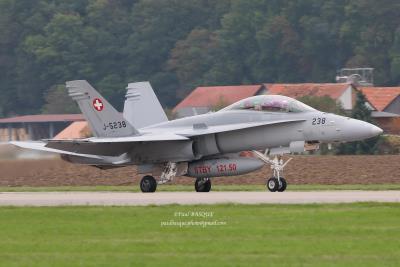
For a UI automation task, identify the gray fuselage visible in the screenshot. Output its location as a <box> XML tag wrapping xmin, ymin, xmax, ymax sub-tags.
<box><xmin>140</xmin><ymin>109</ymin><xmax>381</xmax><ymax>161</ymax></box>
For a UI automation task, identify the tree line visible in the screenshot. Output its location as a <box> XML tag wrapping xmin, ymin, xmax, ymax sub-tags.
<box><xmin>1</xmin><ymin>0</ymin><xmax>400</xmax><ymax>116</ymax></box>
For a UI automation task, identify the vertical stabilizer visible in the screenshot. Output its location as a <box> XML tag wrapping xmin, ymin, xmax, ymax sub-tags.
<box><xmin>123</xmin><ymin>82</ymin><xmax>168</xmax><ymax>129</ymax></box>
<box><xmin>66</xmin><ymin>80</ymin><xmax>139</xmax><ymax>137</ymax></box>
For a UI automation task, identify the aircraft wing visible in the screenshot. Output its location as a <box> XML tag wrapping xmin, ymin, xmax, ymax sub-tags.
<box><xmin>176</xmin><ymin>119</ymin><xmax>306</xmax><ymax>137</ymax></box>
<box><xmin>15</xmin><ymin>120</ymin><xmax>304</xmax><ymax>157</ymax></box>
<box><xmin>43</xmin><ymin>133</ymin><xmax>189</xmax><ymax>156</ymax></box>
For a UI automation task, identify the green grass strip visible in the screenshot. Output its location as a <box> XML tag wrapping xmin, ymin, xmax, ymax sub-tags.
<box><xmin>0</xmin><ymin>203</ymin><xmax>399</xmax><ymax>267</ymax></box>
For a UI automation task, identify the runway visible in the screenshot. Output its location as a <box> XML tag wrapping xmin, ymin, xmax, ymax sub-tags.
<box><xmin>0</xmin><ymin>191</ymin><xmax>399</xmax><ymax>206</ymax></box>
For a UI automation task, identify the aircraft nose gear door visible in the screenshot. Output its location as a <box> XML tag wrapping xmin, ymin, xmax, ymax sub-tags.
<box><xmin>252</xmin><ymin>150</ymin><xmax>292</xmax><ymax>192</ymax></box>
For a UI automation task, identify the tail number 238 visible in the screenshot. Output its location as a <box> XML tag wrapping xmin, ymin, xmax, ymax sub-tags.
<box><xmin>312</xmin><ymin>117</ymin><xmax>326</xmax><ymax>125</ymax></box>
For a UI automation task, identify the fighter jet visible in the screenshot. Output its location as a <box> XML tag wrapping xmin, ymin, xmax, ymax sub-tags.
<box><xmin>11</xmin><ymin>80</ymin><xmax>383</xmax><ymax>192</ymax></box>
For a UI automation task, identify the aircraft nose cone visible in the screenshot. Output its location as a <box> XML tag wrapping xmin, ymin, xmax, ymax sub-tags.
<box><xmin>340</xmin><ymin>118</ymin><xmax>383</xmax><ymax>142</ymax></box>
<box><xmin>370</xmin><ymin>125</ymin><xmax>383</xmax><ymax>136</ymax></box>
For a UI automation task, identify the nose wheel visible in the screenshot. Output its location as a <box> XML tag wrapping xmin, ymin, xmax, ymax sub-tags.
<box><xmin>195</xmin><ymin>178</ymin><xmax>211</xmax><ymax>192</ymax></box>
<box><xmin>278</xmin><ymin>177</ymin><xmax>287</xmax><ymax>192</ymax></box>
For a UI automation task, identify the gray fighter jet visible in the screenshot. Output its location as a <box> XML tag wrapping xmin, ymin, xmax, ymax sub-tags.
<box><xmin>11</xmin><ymin>80</ymin><xmax>383</xmax><ymax>192</ymax></box>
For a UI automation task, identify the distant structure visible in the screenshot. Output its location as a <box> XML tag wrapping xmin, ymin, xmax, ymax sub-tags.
<box><xmin>54</xmin><ymin>121</ymin><xmax>91</xmax><ymax>139</ymax></box>
<box><xmin>333</xmin><ymin>67</ymin><xmax>400</xmax><ymax>133</ymax></box>
<box><xmin>336</xmin><ymin>67</ymin><xmax>374</xmax><ymax>87</ymax></box>
<box><xmin>174</xmin><ymin>83</ymin><xmax>359</xmax><ymax>117</ymax></box>
<box><xmin>0</xmin><ymin>114</ymin><xmax>84</xmax><ymax>142</ymax></box>
<box><xmin>361</xmin><ymin>87</ymin><xmax>400</xmax><ymax>133</ymax></box>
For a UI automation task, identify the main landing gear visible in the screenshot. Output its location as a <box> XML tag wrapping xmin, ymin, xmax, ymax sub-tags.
<box><xmin>195</xmin><ymin>178</ymin><xmax>211</xmax><ymax>192</ymax></box>
<box><xmin>253</xmin><ymin>150</ymin><xmax>291</xmax><ymax>192</ymax></box>
<box><xmin>140</xmin><ymin>175</ymin><xmax>157</xmax><ymax>193</ymax></box>
<box><xmin>140</xmin><ymin>162</ymin><xmax>177</xmax><ymax>193</ymax></box>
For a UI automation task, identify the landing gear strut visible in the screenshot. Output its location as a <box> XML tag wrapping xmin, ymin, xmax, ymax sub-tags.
<box><xmin>140</xmin><ymin>162</ymin><xmax>178</xmax><ymax>193</ymax></box>
<box><xmin>195</xmin><ymin>178</ymin><xmax>211</xmax><ymax>192</ymax></box>
<box><xmin>253</xmin><ymin>150</ymin><xmax>291</xmax><ymax>192</ymax></box>
<box><xmin>158</xmin><ymin>162</ymin><xmax>177</xmax><ymax>185</ymax></box>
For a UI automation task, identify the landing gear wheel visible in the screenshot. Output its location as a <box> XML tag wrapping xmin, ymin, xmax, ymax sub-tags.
<box><xmin>267</xmin><ymin>177</ymin><xmax>279</xmax><ymax>192</ymax></box>
<box><xmin>278</xmin><ymin>177</ymin><xmax>287</xmax><ymax>192</ymax></box>
<box><xmin>140</xmin><ymin>175</ymin><xmax>157</xmax><ymax>193</ymax></box>
<box><xmin>195</xmin><ymin>178</ymin><xmax>211</xmax><ymax>192</ymax></box>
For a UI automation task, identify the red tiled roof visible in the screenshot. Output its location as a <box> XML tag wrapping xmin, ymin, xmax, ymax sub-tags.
<box><xmin>173</xmin><ymin>85</ymin><xmax>264</xmax><ymax>111</ymax></box>
<box><xmin>54</xmin><ymin>121</ymin><xmax>90</xmax><ymax>139</ymax></box>
<box><xmin>0</xmin><ymin>114</ymin><xmax>85</xmax><ymax>124</ymax></box>
<box><xmin>265</xmin><ymin>83</ymin><xmax>352</xmax><ymax>100</ymax></box>
<box><xmin>360</xmin><ymin>87</ymin><xmax>400</xmax><ymax>111</ymax></box>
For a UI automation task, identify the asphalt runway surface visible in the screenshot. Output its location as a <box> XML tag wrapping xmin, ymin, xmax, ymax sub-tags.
<box><xmin>0</xmin><ymin>191</ymin><xmax>399</xmax><ymax>206</ymax></box>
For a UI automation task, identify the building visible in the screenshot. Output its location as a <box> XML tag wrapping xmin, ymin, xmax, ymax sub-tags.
<box><xmin>173</xmin><ymin>85</ymin><xmax>266</xmax><ymax>117</ymax></box>
<box><xmin>173</xmin><ymin>83</ymin><xmax>360</xmax><ymax>116</ymax></box>
<box><xmin>360</xmin><ymin>87</ymin><xmax>400</xmax><ymax>134</ymax></box>
<box><xmin>264</xmin><ymin>83</ymin><xmax>358</xmax><ymax>110</ymax></box>
<box><xmin>0</xmin><ymin>114</ymin><xmax>85</xmax><ymax>141</ymax></box>
<box><xmin>54</xmin><ymin>121</ymin><xmax>91</xmax><ymax>139</ymax></box>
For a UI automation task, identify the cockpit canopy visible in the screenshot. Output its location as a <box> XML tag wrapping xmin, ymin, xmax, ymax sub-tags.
<box><xmin>221</xmin><ymin>95</ymin><xmax>316</xmax><ymax>113</ymax></box>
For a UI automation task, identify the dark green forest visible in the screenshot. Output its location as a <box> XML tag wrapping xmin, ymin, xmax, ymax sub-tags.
<box><xmin>1</xmin><ymin>0</ymin><xmax>400</xmax><ymax>116</ymax></box>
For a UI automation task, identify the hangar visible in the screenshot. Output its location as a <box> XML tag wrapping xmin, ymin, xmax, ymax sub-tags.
<box><xmin>0</xmin><ymin>114</ymin><xmax>84</xmax><ymax>141</ymax></box>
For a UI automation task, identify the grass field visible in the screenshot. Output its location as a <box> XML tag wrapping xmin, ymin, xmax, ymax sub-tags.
<box><xmin>0</xmin><ymin>203</ymin><xmax>399</xmax><ymax>267</ymax></box>
<box><xmin>1</xmin><ymin>183</ymin><xmax>400</xmax><ymax>192</ymax></box>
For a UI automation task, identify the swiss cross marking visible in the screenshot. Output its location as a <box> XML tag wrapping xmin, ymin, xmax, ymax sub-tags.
<box><xmin>93</xmin><ymin>98</ymin><xmax>104</xmax><ymax>111</ymax></box>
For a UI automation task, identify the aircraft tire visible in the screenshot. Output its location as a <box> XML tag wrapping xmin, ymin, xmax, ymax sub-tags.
<box><xmin>195</xmin><ymin>178</ymin><xmax>211</xmax><ymax>192</ymax></box>
<box><xmin>278</xmin><ymin>177</ymin><xmax>287</xmax><ymax>192</ymax></box>
<box><xmin>140</xmin><ymin>175</ymin><xmax>157</xmax><ymax>193</ymax></box>
<box><xmin>267</xmin><ymin>177</ymin><xmax>279</xmax><ymax>192</ymax></box>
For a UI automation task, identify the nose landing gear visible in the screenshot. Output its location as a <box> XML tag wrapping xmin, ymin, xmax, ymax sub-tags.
<box><xmin>266</xmin><ymin>177</ymin><xmax>287</xmax><ymax>192</ymax></box>
<box><xmin>253</xmin><ymin>150</ymin><xmax>291</xmax><ymax>192</ymax></box>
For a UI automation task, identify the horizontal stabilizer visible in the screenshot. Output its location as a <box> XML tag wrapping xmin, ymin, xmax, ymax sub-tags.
<box><xmin>44</xmin><ymin>133</ymin><xmax>189</xmax><ymax>156</ymax></box>
<box><xmin>10</xmin><ymin>141</ymin><xmax>102</xmax><ymax>159</ymax></box>
<box><xmin>45</xmin><ymin>133</ymin><xmax>188</xmax><ymax>144</ymax></box>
